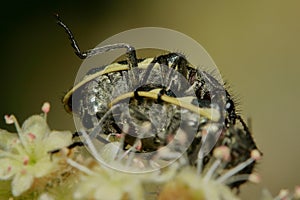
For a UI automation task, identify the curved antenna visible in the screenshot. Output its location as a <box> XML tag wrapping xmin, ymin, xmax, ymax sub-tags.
<box><xmin>55</xmin><ymin>14</ymin><xmax>138</xmax><ymax>67</ymax></box>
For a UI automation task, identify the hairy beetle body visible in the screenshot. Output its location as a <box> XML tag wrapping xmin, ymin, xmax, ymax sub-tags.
<box><xmin>57</xmin><ymin>14</ymin><xmax>260</xmax><ymax>189</ymax></box>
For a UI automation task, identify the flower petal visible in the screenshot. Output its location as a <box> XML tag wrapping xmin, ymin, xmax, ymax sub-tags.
<box><xmin>0</xmin><ymin>158</ymin><xmax>20</xmax><ymax>180</ymax></box>
<box><xmin>43</xmin><ymin>130</ymin><xmax>73</xmax><ymax>152</ymax></box>
<box><xmin>38</xmin><ymin>193</ymin><xmax>55</xmax><ymax>200</ymax></box>
<box><xmin>11</xmin><ymin>172</ymin><xmax>34</xmax><ymax>196</ymax></box>
<box><xmin>31</xmin><ymin>159</ymin><xmax>55</xmax><ymax>178</ymax></box>
<box><xmin>22</xmin><ymin>115</ymin><xmax>50</xmax><ymax>140</ymax></box>
<box><xmin>0</xmin><ymin>129</ymin><xmax>17</xmax><ymax>150</ymax></box>
<box><xmin>94</xmin><ymin>185</ymin><xmax>123</xmax><ymax>200</ymax></box>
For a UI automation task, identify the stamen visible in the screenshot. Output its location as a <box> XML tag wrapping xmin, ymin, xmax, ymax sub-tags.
<box><xmin>4</xmin><ymin>115</ymin><xmax>21</xmax><ymax>133</ymax></box>
<box><xmin>42</xmin><ymin>102</ymin><xmax>50</xmax><ymax>120</ymax></box>
<box><xmin>80</xmin><ymin>130</ymin><xmax>106</xmax><ymax>167</ymax></box>
<box><xmin>223</xmin><ymin>173</ymin><xmax>260</xmax><ymax>185</ymax></box>
<box><xmin>203</xmin><ymin>159</ymin><xmax>221</xmax><ymax>182</ymax></box>
<box><xmin>4</xmin><ymin>115</ymin><xmax>14</xmax><ymax>124</ymax></box>
<box><xmin>294</xmin><ymin>186</ymin><xmax>300</xmax><ymax>199</ymax></box>
<box><xmin>155</xmin><ymin>147</ymin><xmax>181</xmax><ymax>160</ymax></box>
<box><xmin>135</xmin><ymin>140</ymin><xmax>142</xmax><ymax>151</ymax></box>
<box><xmin>133</xmin><ymin>158</ymin><xmax>145</xmax><ymax>168</ymax></box>
<box><xmin>4</xmin><ymin>114</ymin><xmax>28</xmax><ymax>150</ymax></box>
<box><xmin>248</xmin><ymin>173</ymin><xmax>261</xmax><ymax>183</ymax></box>
<box><xmin>223</xmin><ymin>174</ymin><xmax>250</xmax><ymax>185</ymax></box>
<box><xmin>196</xmin><ymin>134</ymin><xmax>207</xmax><ymax>175</ymax></box>
<box><xmin>125</xmin><ymin>140</ymin><xmax>141</xmax><ymax>167</ymax></box>
<box><xmin>116</xmin><ymin>134</ymin><xmax>126</xmax><ymax>159</ymax></box>
<box><xmin>23</xmin><ymin>156</ymin><xmax>29</xmax><ymax>165</ymax></box>
<box><xmin>276</xmin><ymin>189</ymin><xmax>289</xmax><ymax>199</ymax></box>
<box><xmin>117</xmin><ymin>147</ymin><xmax>131</xmax><ymax>161</ymax></box>
<box><xmin>42</xmin><ymin>102</ymin><xmax>50</xmax><ymax>114</ymax></box>
<box><xmin>66</xmin><ymin>158</ymin><xmax>95</xmax><ymax>176</ymax></box>
<box><xmin>213</xmin><ymin>146</ymin><xmax>230</xmax><ymax>161</ymax></box>
<box><xmin>251</xmin><ymin>149</ymin><xmax>262</xmax><ymax>160</ymax></box>
<box><xmin>203</xmin><ymin>146</ymin><xmax>230</xmax><ymax>181</ymax></box>
<box><xmin>124</xmin><ymin>131</ymin><xmax>147</xmax><ymax>167</ymax></box>
<box><xmin>196</xmin><ymin>148</ymin><xmax>204</xmax><ymax>176</ymax></box>
<box><xmin>149</xmin><ymin>159</ymin><xmax>161</xmax><ymax>169</ymax></box>
<box><xmin>216</xmin><ymin>149</ymin><xmax>261</xmax><ymax>183</ymax></box>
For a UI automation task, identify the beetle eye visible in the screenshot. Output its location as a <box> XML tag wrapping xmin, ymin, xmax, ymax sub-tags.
<box><xmin>225</xmin><ymin>99</ymin><xmax>235</xmax><ymax>113</ymax></box>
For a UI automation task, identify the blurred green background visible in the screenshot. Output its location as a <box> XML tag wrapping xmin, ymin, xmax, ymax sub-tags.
<box><xmin>1</xmin><ymin>1</ymin><xmax>299</xmax><ymax>199</ymax></box>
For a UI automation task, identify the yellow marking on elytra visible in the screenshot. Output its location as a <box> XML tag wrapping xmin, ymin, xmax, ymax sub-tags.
<box><xmin>63</xmin><ymin>64</ymin><xmax>130</xmax><ymax>111</ymax></box>
<box><xmin>109</xmin><ymin>90</ymin><xmax>220</xmax><ymax>122</ymax></box>
<box><xmin>63</xmin><ymin>57</ymin><xmax>197</xmax><ymax>113</ymax></box>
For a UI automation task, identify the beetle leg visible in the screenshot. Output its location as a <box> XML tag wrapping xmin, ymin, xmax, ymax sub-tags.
<box><xmin>48</xmin><ymin>141</ymin><xmax>84</xmax><ymax>160</ymax></box>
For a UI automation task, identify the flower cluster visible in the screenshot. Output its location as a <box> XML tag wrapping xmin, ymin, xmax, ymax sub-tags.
<box><xmin>261</xmin><ymin>186</ymin><xmax>300</xmax><ymax>200</ymax></box>
<box><xmin>0</xmin><ymin>102</ymin><xmax>74</xmax><ymax>197</ymax></box>
<box><xmin>65</xmin><ymin>142</ymin><xmax>260</xmax><ymax>200</ymax></box>
<box><xmin>0</xmin><ymin>102</ymin><xmax>298</xmax><ymax>200</ymax></box>
<box><xmin>157</xmin><ymin>146</ymin><xmax>261</xmax><ymax>200</ymax></box>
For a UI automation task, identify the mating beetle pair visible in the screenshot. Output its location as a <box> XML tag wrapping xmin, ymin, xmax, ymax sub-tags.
<box><xmin>56</xmin><ymin>14</ymin><xmax>260</xmax><ymax>189</ymax></box>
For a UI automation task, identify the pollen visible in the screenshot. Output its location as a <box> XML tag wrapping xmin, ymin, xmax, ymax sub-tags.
<box><xmin>248</xmin><ymin>173</ymin><xmax>261</xmax><ymax>183</ymax></box>
<box><xmin>27</xmin><ymin>133</ymin><xmax>36</xmax><ymax>141</ymax></box>
<box><xmin>42</xmin><ymin>102</ymin><xmax>50</xmax><ymax>114</ymax></box>
<box><xmin>23</xmin><ymin>156</ymin><xmax>29</xmax><ymax>165</ymax></box>
<box><xmin>7</xmin><ymin>165</ymin><xmax>12</xmax><ymax>172</ymax></box>
<box><xmin>251</xmin><ymin>149</ymin><xmax>262</xmax><ymax>160</ymax></box>
<box><xmin>4</xmin><ymin>115</ymin><xmax>14</xmax><ymax>124</ymax></box>
<box><xmin>213</xmin><ymin>146</ymin><xmax>230</xmax><ymax>161</ymax></box>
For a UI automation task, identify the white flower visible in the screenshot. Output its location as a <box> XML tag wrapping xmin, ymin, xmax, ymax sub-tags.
<box><xmin>158</xmin><ymin>167</ymin><xmax>240</xmax><ymax>200</ymax></box>
<box><xmin>68</xmin><ymin>159</ymin><xmax>145</xmax><ymax>200</ymax></box>
<box><xmin>0</xmin><ymin>102</ymin><xmax>74</xmax><ymax>196</ymax></box>
<box><xmin>261</xmin><ymin>186</ymin><xmax>300</xmax><ymax>200</ymax></box>
<box><xmin>158</xmin><ymin>146</ymin><xmax>262</xmax><ymax>200</ymax></box>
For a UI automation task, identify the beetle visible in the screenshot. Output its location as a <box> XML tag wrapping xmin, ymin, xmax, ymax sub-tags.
<box><xmin>56</xmin><ymin>14</ymin><xmax>260</xmax><ymax>189</ymax></box>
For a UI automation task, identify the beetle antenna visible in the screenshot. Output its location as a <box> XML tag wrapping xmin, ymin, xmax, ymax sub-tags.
<box><xmin>55</xmin><ymin>13</ymin><xmax>86</xmax><ymax>59</ymax></box>
<box><xmin>55</xmin><ymin>14</ymin><xmax>138</xmax><ymax>67</ymax></box>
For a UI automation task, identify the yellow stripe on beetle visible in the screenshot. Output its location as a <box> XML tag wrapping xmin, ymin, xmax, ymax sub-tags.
<box><xmin>109</xmin><ymin>89</ymin><xmax>220</xmax><ymax>122</ymax></box>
